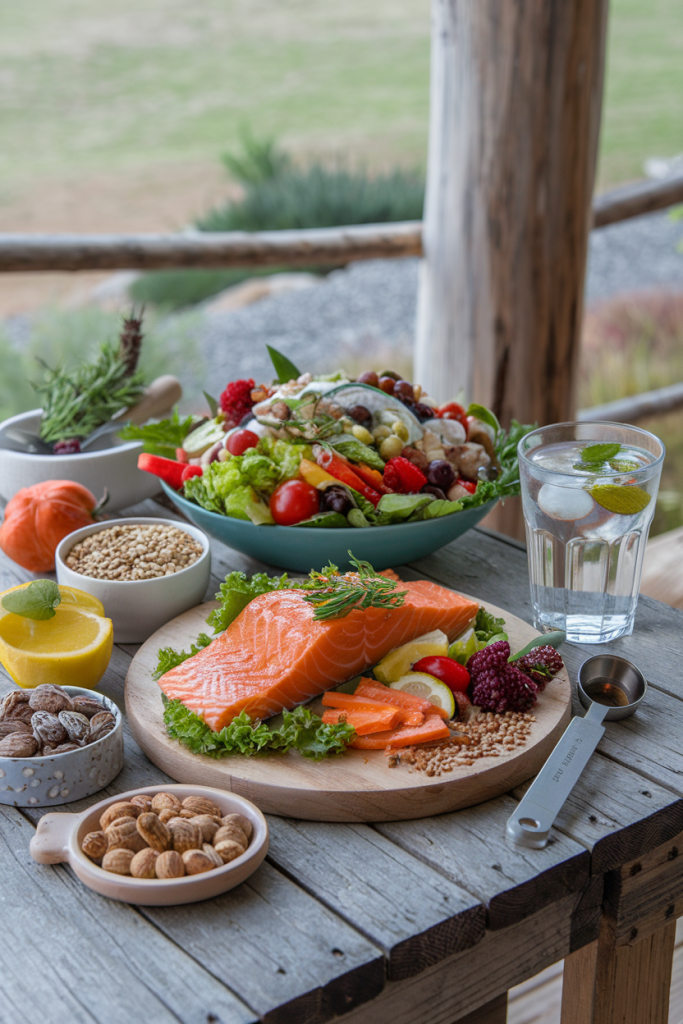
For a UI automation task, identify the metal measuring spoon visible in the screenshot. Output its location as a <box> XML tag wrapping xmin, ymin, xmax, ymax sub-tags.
<box><xmin>506</xmin><ymin>655</ymin><xmax>647</xmax><ymax>849</ymax></box>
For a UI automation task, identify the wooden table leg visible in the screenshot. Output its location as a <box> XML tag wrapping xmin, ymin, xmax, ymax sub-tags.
<box><xmin>560</xmin><ymin>916</ymin><xmax>676</xmax><ymax>1024</ymax></box>
<box><xmin>456</xmin><ymin>992</ymin><xmax>508</xmax><ymax>1023</ymax></box>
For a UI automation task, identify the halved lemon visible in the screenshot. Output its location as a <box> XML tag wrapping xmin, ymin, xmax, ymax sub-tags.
<box><xmin>390</xmin><ymin>672</ymin><xmax>456</xmax><ymax>718</ymax></box>
<box><xmin>374</xmin><ymin>630</ymin><xmax>449</xmax><ymax>683</ymax></box>
<box><xmin>0</xmin><ymin>585</ymin><xmax>112</xmax><ymax>690</ymax></box>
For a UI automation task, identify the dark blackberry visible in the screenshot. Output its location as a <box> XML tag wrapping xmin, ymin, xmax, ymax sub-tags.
<box><xmin>517</xmin><ymin>646</ymin><xmax>564</xmax><ymax>690</ymax></box>
<box><xmin>471</xmin><ymin>665</ymin><xmax>539</xmax><ymax>713</ymax></box>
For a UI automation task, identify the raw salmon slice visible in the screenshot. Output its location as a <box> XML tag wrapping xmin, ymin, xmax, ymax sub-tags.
<box><xmin>158</xmin><ymin>580</ymin><xmax>478</xmax><ymax>731</ymax></box>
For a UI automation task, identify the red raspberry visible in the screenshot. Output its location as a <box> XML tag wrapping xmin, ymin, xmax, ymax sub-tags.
<box><xmin>471</xmin><ymin>665</ymin><xmax>538</xmax><ymax>713</ymax></box>
<box><xmin>219</xmin><ymin>379</ymin><xmax>255</xmax><ymax>428</ymax></box>
<box><xmin>517</xmin><ymin>645</ymin><xmax>564</xmax><ymax>691</ymax></box>
<box><xmin>383</xmin><ymin>456</ymin><xmax>427</xmax><ymax>494</ymax></box>
<box><xmin>467</xmin><ymin>640</ymin><xmax>511</xmax><ymax>675</ymax></box>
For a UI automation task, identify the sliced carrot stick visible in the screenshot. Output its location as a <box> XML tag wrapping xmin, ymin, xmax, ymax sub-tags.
<box><xmin>322</xmin><ymin>708</ymin><xmax>401</xmax><ymax>735</ymax></box>
<box><xmin>349</xmin><ymin>715</ymin><xmax>450</xmax><ymax>749</ymax></box>
<box><xmin>355</xmin><ymin>679</ymin><xmax>450</xmax><ymax>720</ymax></box>
<box><xmin>323</xmin><ymin>690</ymin><xmax>425</xmax><ymax>726</ymax></box>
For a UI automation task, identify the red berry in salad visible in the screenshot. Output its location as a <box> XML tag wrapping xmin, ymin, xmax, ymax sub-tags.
<box><xmin>413</xmin><ymin>656</ymin><xmax>470</xmax><ymax>694</ymax></box>
<box><xmin>467</xmin><ymin>640</ymin><xmax>510</xmax><ymax>674</ymax></box>
<box><xmin>226</xmin><ymin>429</ymin><xmax>260</xmax><ymax>456</ymax></box>
<box><xmin>220</xmin><ymin>378</ymin><xmax>255</xmax><ymax>427</ymax></box>
<box><xmin>383</xmin><ymin>456</ymin><xmax>427</xmax><ymax>494</ymax></box>
<box><xmin>471</xmin><ymin>665</ymin><xmax>538</xmax><ymax>713</ymax></box>
<box><xmin>270</xmin><ymin>479</ymin><xmax>320</xmax><ymax>526</ymax></box>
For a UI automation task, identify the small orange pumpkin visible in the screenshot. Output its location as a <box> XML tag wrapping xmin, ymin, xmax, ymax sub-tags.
<box><xmin>0</xmin><ymin>480</ymin><xmax>104</xmax><ymax>572</ymax></box>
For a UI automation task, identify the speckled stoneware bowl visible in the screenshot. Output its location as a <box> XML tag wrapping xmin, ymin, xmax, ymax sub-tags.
<box><xmin>0</xmin><ymin>686</ymin><xmax>123</xmax><ymax>807</ymax></box>
<box><xmin>30</xmin><ymin>784</ymin><xmax>269</xmax><ymax>906</ymax></box>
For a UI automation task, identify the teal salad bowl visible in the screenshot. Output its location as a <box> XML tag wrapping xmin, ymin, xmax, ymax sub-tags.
<box><xmin>161</xmin><ymin>482</ymin><xmax>497</xmax><ymax>572</ymax></box>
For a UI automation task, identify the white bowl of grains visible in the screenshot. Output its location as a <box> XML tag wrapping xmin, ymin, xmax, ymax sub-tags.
<box><xmin>55</xmin><ymin>518</ymin><xmax>211</xmax><ymax>643</ymax></box>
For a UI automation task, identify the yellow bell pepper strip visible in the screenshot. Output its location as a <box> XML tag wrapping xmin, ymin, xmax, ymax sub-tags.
<box><xmin>299</xmin><ymin>458</ymin><xmax>338</xmax><ymax>488</ymax></box>
<box><xmin>314</xmin><ymin>449</ymin><xmax>381</xmax><ymax>507</ymax></box>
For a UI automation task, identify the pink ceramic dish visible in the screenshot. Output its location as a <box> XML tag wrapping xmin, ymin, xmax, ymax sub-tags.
<box><xmin>29</xmin><ymin>783</ymin><xmax>268</xmax><ymax>905</ymax></box>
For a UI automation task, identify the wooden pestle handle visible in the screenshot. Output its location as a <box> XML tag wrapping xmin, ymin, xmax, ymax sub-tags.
<box><xmin>124</xmin><ymin>376</ymin><xmax>183</xmax><ymax>425</ymax></box>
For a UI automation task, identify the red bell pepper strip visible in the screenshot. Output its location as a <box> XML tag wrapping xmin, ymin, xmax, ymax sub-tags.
<box><xmin>176</xmin><ymin>447</ymin><xmax>189</xmax><ymax>464</ymax></box>
<box><xmin>138</xmin><ymin>453</ymin><xmax>185</xmax><ymax>490</ymax></box>
<box><xmin>314</xmin><ymin>449</ymin><xmax>381</xmax><ymax>507</ymax></box>
<box><xmin>181</xmin><ymin>464</ymin><xmax>203</xmax><ymax>485</ymax></box>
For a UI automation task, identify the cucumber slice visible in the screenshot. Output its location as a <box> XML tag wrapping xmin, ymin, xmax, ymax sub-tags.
<box><xmin>320</xmin><ymin>383</ymin><xmax>424</xmax><ymax>444</ymax></box>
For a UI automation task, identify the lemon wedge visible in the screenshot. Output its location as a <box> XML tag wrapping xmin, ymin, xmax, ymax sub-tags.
<box><xmin>374</xmin><ymin>629</ymin><xmax>449</xmax><ymax>683</ymax></box>
<box><xmin>0</xmin><ymin>585</ymin><xmax>112</xmax><ymax>690</ymax></box>
<box><xmin>390</xmin><ymin>672</ymin><xmax>456</xmax><ymax>718</ymax></box>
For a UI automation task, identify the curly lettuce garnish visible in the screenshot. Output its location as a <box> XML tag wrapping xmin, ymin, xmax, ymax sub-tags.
<box><xmin>207</xmin><ymin>570</ymin><xmax>294</xmax><ymax>634</ymax></box>
<box><xmin>152</xmin><ymin>633</ymin><xmax>212</xmax><ymax>680</ymax></box>
<box><xmin>162</xmin><ymin>701</ymin><xmax>354</xmax><ymax>760</ymax></box>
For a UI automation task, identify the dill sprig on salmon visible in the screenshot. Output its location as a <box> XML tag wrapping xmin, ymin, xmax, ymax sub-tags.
<box><xmin>300</xmin><ymin>554</ymin><xmax>408</xmax><ymax>621</ymax></box>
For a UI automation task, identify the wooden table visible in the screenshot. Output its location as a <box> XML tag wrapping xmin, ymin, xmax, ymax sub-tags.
<box><xmin>2</xmin><ymin>496</ymin><xmax>683</xmax><ymax>1024</ymax></box>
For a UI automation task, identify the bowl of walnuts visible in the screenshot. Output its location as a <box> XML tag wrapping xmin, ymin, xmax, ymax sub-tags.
<box><xmin>29</xmin><ymin>784</ymin><xmax>269</xmax><ymax>905</ymax></box>
<box><xmin>0</xmin><ymin>684</ymin><xmax>123</xmax><ymax>807</ymax></box>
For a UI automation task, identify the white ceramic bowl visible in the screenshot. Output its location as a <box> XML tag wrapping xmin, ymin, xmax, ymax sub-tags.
<box><xmin>0</xmin><ymin>686</ymin><xmax>123</xmax><ymax>807</ymax></box>
<box><xmin>30</xmin><ymin>784</ymin><xmax>269</xmax><ymax>905</ymax></box>
<box><xmin>55</xmin><ymin>517</ymin><xmax>212</xmax><ymax>643</ymax></box>
<box><xmin>0</xmin><ymin>408</ymin><xmax>162</xmax><ymax>511</ymax></box>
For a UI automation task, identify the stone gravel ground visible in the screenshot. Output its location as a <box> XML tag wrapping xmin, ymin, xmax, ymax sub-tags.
<box><xmin>198</xmin><ymin>208</ymin><xmax>683</xmax><ymax>388</ymax></box>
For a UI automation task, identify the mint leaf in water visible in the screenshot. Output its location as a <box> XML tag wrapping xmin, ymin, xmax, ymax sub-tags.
<box><xmin>580</xmin><ymin>443</ymin><xmax>622</xmax><ymax>464</ymax></box>
<box><xmin>1</xmin><ymin>580</ymin><xmax>62</xmax><ymax>620</ymax></box>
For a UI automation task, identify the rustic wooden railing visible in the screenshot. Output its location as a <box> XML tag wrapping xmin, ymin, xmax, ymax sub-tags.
<box><xmin>0</xmin><ymin>174</ymin><xmax>681</xmax><ymax>273</ymax></box>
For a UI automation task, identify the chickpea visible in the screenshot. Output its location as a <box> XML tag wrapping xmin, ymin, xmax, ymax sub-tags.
<box><xmin>391</xmin><ymin>420</ymin><xmax>409</xmax><ymax>442</ymax></box>
<box><xmin>373</xmin><ymin>425</ymin><xmax>392</xmax><ymax>442</ymax></box>
<box><xmin>351</xmin><ymin>424</ymin><xmax>374</xmax><ymax>445</ymax></box>
<box><xmin>379</xmin><ymin>435</ymin><xmax>404</xmax><ymax>460</ymax></box>
<box><xmin>339</xmin><ymin>416</ymin><xmax>355</xmax><ymax>433</ymax></box>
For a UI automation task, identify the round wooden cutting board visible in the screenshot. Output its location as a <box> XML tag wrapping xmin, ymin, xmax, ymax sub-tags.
<box><xmin>125</xmin><ymin>598</ymin><xmax>571</xmax><ymax>822</ymax></box>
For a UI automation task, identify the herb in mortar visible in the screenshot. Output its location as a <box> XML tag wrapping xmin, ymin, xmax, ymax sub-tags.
<box><xmin>1</xmin><ymin>580</ymin><xmax>62</xmax><ymax>620</ymax></box>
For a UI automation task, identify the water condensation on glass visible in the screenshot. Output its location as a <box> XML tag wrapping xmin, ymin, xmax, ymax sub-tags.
<box><xmin>520</xmin><ymin>430</ymin><xmax>664</xmax><ymax>644</ymax></box>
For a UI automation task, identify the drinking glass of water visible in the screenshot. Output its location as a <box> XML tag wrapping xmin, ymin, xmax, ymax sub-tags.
<box><xmin>518</xmin><ymin>422</ymin><xmax>665</xmax><ymax>643</ymax></box>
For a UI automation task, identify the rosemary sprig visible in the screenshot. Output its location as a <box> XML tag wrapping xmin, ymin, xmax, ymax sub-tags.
<box><xmin>300</xmin><ymin>552</ymin><xmax>408</xmax><ymax>621</ymax></box>
<box><xmin>36</xmin><ymin>311</ymin><xmax>147</xmax><ymax>443</ymax></box>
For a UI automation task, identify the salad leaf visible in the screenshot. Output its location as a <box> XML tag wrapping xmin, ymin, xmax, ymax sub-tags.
<box><xmin>182</xmin><ymin>475</ymin><xmax>223</xmax><ymax>513</ymax></box>
<box><xmin>475</xmin><ymin>606</ymin><xmax>507</xmax><ymax>643</ymax></box>
<box><xmin>292</xmin><ymin>511</ymin><xmax>348</xmax><ymax>528</ymax></box>
<box><xmin>153</xmin><ymin>633</ymin><xmax>212</xmax><ymax>680</ymax></box>
<box><xmin>224</xmin><ymin>484</ymin><xmax>275</xmax><ymax>524</ymax></box>
<box><xmin>203</xmin><ymin>391</ymin><xmax>219</xmax><ymax>418</ymax></box>
<box><xmin>348</xmin><ymin>508</ymin><xmax>370</xmax><ymax>527</ymax></box>
<box><xmin>467</xmin><ymin>403</ymin><xmax>501</xmax><ymax>435</ymax></box>
<box><xmin>207</xmin><ymin>570</ymin><xmax>293</xmax><ymax>633</ymax></box>
<box><xmin>375</xmin><ymin>492</ymin><xmax>434</xmax><ymax>523</ymax></box>
<box><xmin>118</xmin><ymin>408</ymin><xmax>195</xmax><ymax>457</ymax></box>
<box><xmin>330</xmin><ymin>436</ymin><xmax>385</xmax><ymax>472</ymax></box>
<box><xmin>448</xmin><ymin>628</ymin><xmax>479</xmax><ymax>665</ymax></box>
<box><xmin>413</xmin><ymin>498</ymin><xmax>463</xmax><ymax>520</ymax></box>
<box><xmin>258</xmin><ymin>436</ymin><xmax>311</xmax><ymax>480</ymax></box>
<box><xmin>267</xmin><ymin>345</ymin><xmax>301</xmax><ymax>385</ymax></box>
<box><xmin>163</xmin><ymin>701</ymin><xmax>354</xmax><ymax>760</ymax></box>
<box><xmin>1</xmin><ymin>580</ymin><xmax>61</xmax><ymax>620</ymax></box>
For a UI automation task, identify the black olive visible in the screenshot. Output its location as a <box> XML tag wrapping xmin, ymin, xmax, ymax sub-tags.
<box><xmin>347</xmin><ymin>404</ymin><xmax>372</xmax><ymax>427</ymax></box>
<box><xmin>393</xmin><ymin>380</ymin><xmax>415</xmax><ymax>401</ymax></box>
<box><xmin>427</xmin><ymin>460</ymin><xmax>456</xmax><ymax>490</ymax></box>
<box><xmin>322</xmin><ymin>487</ymin><xmax>353</xmax><ymax>516</ymax></box>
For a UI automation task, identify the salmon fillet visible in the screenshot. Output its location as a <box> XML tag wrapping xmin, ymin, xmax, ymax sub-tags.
<box><xmin>158</xmin><ymin>580</ymin><xmax>478</xmax><ymax>731</ymax></box>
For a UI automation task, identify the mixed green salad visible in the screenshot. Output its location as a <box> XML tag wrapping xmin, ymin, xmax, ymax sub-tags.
<box><xmin>128</xmin><ymin>347</ymin><xmax>533</xmax><ymax>528</ymax></box>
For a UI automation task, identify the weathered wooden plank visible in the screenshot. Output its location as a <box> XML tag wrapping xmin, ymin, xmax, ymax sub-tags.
<box><xmin>457</xmin><ymin>993</ymin><xmax>508</xmax><ymax>1024</ymax></box>
<box><xmin>514</xmin><ymin>755</ymin><xmax>683</xmax><ymax>876</ymax></box>
<box><xmin>0</xmin><ymin>804</ymin><xmax>256</xmax><ymax>1024</ymax></box>
<box><xmin>142</xmin><ymin>859</ymin><xmax>385</xmax><ymax>1024</ymax></box>
<box><xmin>321</xmin><ymin>892</ymin><xmax>583</xmax><ymax>1024</ymax></box>
<box><xmin>266</xmin><ymin>817</ymin><xmax>485</xmax><ymax>980</ymax></box>
<box><xmin>377</xmin><ymin>795</ymin><xmax>590</xmax><ymax>930</ymax></box>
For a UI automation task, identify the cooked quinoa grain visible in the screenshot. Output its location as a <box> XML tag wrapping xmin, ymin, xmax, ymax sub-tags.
<box><xmin>388</xmin><ymin>711</ymin><xmax>534</xmax><ymax>776</ymax></box>
<box><xmin>66</xmin><ymin>524</ymin><xmax>204</xmax><ymax>581</ymax></box>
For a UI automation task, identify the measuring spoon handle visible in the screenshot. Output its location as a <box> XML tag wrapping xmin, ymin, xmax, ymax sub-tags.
<box><xmin>507</xmin><ymin>701</ymin><xmax>608</xmax><ymax>848</ymax></box>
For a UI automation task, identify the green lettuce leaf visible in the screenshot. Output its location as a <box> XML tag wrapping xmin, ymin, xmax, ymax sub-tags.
<box><xmin>411</xmin><ymin>497</ymin><xmax>464</xmax><ymax>520</ymax></box>
<box><xmin>375</xmin><ymin>492</ymin><xmax>434</xmax><ymax>523</ymax></box>
<box><xmin>330</xmin><ymin>436</ymin><xmax>385</xmax><ymax>472</ymax></box>
<box><xmin>475</xmin><ymin>606</ymin><xmax>507</xmax><ymax>643</ymax></box>
<box><xmin>348</xmin><ymin>508</ymin><xmax>370</xmax><ymax>527</ymax></box>
<box><xmin>163</xmin><ymin>702</ymin><xmax>354</xmax><ymax>760</ymax></box>
<box><xmin>182</xmin><ymin>475</ymin><xmax>223</xmax><ymax>513</ymax></box>
<box><xmin>153</xmin><ymin>633</ymin><xmax>212</xmax><ymax>680</ymax></box>
<box><xmin>207</xmin><ymin>570</ymin><xmax>293</xmax><ymax>634</ymax></box>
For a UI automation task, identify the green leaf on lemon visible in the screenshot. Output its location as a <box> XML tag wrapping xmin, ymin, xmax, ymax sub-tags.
<box><xmin>1</xmin><ymin>580</ymin><xmax>62</xmax><ymax>620</ymax></box>
<box><xmin>590</xmin><ymin>485</ymin><xmax>650</xmax><ymax>515</ymax></box>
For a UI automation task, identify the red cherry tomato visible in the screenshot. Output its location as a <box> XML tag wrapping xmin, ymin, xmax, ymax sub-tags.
<box><xmin>226</xmin><ymin>429</ymin><xmax>260</xmax><ymax>456</ymax></box>
<box><xmin>181</xmin><ymin>464</ymin><xmax>203</xmax><ymax>484</ymax></box>
<box><xmin>270</xmin><ymin>479</ymin><xmax>320</xmax><ymax>526</ymax></box>
<box><xmin>458</xmin><ymin>478</ymin><xmax>477</xmax><ymax>494</ymax></box>
<box><xmin>413</xmin><ymin>656</ymin><xmax>470</xmax><ymax>694</ymax></box>
<box><xmin>438</xmin><ymin>402</ymin><xmax>468</xmax><ymax>432</ymax></box>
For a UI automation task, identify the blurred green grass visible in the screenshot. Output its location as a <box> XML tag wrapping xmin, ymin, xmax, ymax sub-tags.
<box><xmin>0</xmin><ymin>0</ymin><xmax>680</xmax><ymax>193</ymax></box>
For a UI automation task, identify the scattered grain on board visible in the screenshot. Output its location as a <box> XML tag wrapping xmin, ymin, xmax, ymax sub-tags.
<box><xmin>65</xmin><ymin>524</ymin><xmax>204</xmax><ymax>581</ymax></box>
<box><xmin>387</xmin><ymin>711</ymin><xmax>534</xmax><ymax>776</ymax></box>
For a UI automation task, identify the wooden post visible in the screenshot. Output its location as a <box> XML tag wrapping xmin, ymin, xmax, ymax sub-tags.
<box><xmin>415</xmin><ymin>0</ymin><xmax>609</xmax><ymax>423</ymax></box>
